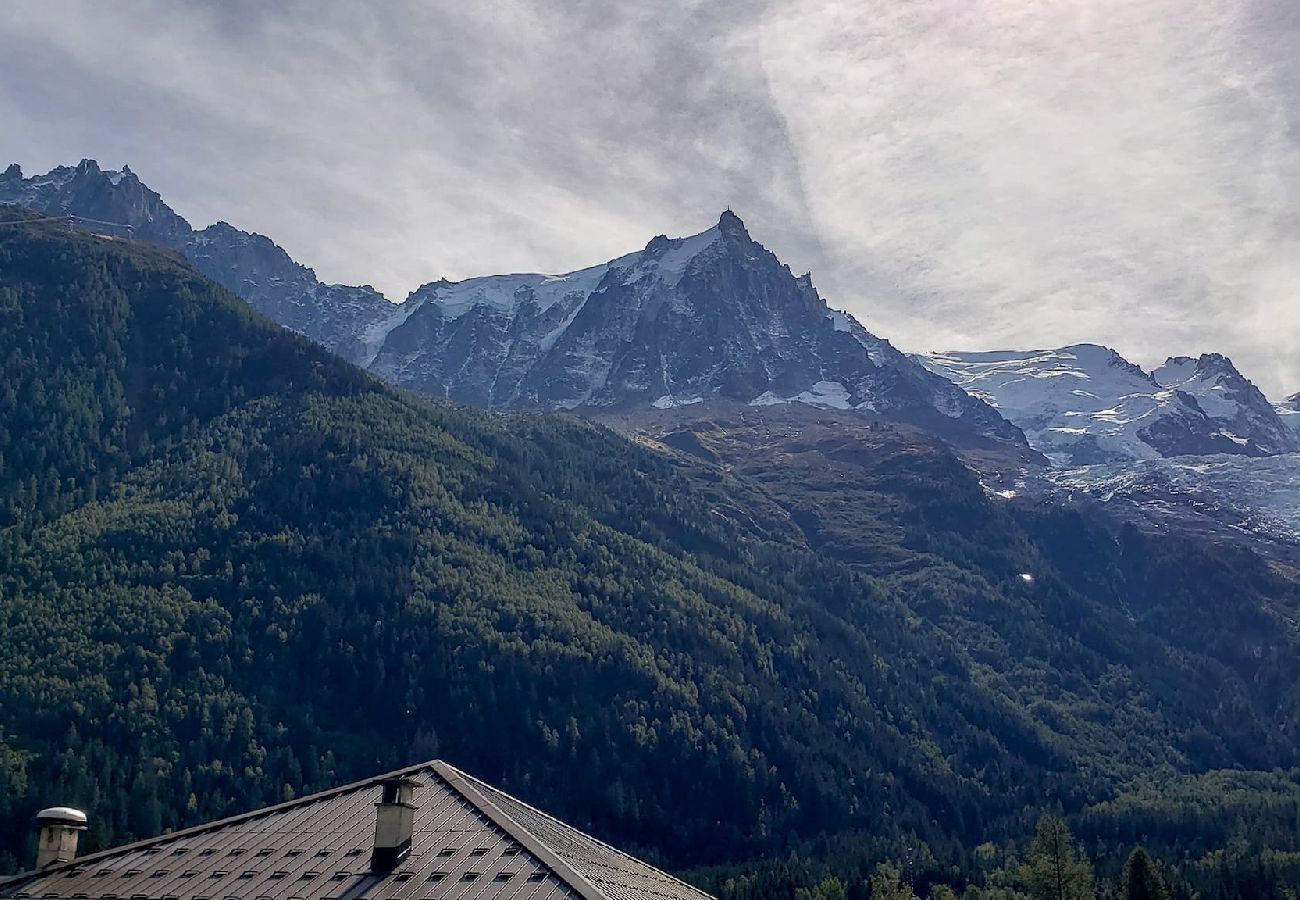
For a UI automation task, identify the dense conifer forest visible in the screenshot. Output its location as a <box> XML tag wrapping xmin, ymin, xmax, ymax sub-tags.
<box><xmin>1</xmin><ymin>207</ymin><xmax>1299</xmax><ymax>895</ymax></box>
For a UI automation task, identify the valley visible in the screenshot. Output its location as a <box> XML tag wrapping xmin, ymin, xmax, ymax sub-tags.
<box><xmin>2</xmin><ymin>168</ymin><xmax>1299</xmax><ymax>896</ymax></box>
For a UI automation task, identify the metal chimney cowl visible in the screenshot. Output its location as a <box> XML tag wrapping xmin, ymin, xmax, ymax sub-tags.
<box><xmin>371</xmin><ymin>777</ymin><xmax>420</xmax><ymax>873</ymax></box>
<box><xmin>34</xmin><ymin>807</ymin><xmax>87</xmax><ymax>869</ymax></box>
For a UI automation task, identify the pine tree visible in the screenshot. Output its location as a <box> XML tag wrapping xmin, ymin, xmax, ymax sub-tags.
<box><xmin>796</xmin><ymin>876</ymin><xmax>848</xmax><ymax>900</ymax></box>
<box><xmin>1120</xmin><ymin>848</ymin><xmax>1167</xmax><ymax>900</ymax></box>
<box><xmin>1021</xmin><ymin>815</ymin><xmax>1094</xmax><ymax>900</ymax></box>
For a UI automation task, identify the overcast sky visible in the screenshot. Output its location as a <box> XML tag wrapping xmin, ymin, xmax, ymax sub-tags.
<box><xmin>1</xmin><ymin>0</ymin><xmax>1297</xmax><ymax>395</ymax></box>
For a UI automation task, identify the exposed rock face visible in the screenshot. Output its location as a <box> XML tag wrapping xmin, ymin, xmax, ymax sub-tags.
<box><xmin>1</xmin><ymin>162</ymin><xmax>1028</xmax><ymax>448</ymax></box>
<box><xmin>367</xmin><ymin>211</ymin><xmax>1025</xmax><ymax>445</ymax></box>
<box><xmin>0</xmin><ymin>159</ymin><xmax>190</xmax><ymax>246</ymax></box>
<box><xmin>920</xmin><ymin>344</ymin><xmax>1298</xmax><ymax>463</ymax></box>
<box><xmin>185</xmin><ymin>223</ymin><xmax>391</xmax><ymax>364</ymax></box>
<box><xmin>0</xmin><ymin>160</ymin><xmax>393</xmax><ymax>363</ymax></box>
<box><xmin>1153</xmin><ymin>354</ymin><xmax>1300</xmax><ymax>456</ymax></box>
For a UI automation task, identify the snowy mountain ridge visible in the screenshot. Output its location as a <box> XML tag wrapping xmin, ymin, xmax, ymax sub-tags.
<box><xmin>364</xmin><ymin>209</ymin><xmax>1026</xmax><ymax>446</ymax></box>
<box><xmin>920</xmin><ymin>344</ymin><xmax>1299</xmax><ymax>463</ymax></box>
<box><xmin>920</xmin><ymin>344</ymin><xmax>1300</xmax><ymax>546</ymax></box>
<box><xmin>0</xmin><ymin>161</ymin><xmax>1027</xmax><ymax>449</ymax></box>
<box><xmin>3</xmin><ymin>158</ymin><xmax>1297</xmax><ymax>547</ymax></box>
<box><xmin>1153</xmin><ymin>353</ymin><xmax>1298</xmax><ymax>455</ymax></box>
<box><xmin>1279</xmin><ymin>393</ymin><xmax>1300</xmax><ymax>437</ymax></box>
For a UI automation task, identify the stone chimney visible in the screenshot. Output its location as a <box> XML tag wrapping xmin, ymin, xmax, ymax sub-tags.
<box><xmin>370</xmin><ymin>777</ymin><xmax>419</xmax><ymax>873</ymax></box>
<box><xmin>34</xmin><ymin>807</ymin><xmax>87</xmax><ymax>869</ymax></box>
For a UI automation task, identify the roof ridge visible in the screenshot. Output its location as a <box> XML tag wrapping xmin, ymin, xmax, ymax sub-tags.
<box><xmin>0</xmin><ymin>759</ymin><xmax>437</xmax><ymax>885</ymax></box>
<box><xmin>444</xmin><ymin>764</ymin><xmax>713</xmax><ymax>900</ymax></box>
<box><xmin>432</xmin><ymin>761</ymin><xmax>610</xmax><ymax>900</ymax></box>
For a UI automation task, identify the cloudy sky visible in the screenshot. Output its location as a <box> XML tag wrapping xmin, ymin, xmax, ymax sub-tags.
<box><xmin>1</xmin><ymin>0</ymin><xmax>1297</xmax><ymax>395</ymax></box>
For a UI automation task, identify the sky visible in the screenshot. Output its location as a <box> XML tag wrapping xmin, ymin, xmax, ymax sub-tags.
<box><xmin>1</xmin><ymin>0</ymin><xmax>1297</xmax><ymax>396</ymax></box>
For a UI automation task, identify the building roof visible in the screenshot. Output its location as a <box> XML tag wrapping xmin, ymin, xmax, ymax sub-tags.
<box><xmin>0</xmin><ymin>760</ymin><xmax>715</xmax><ymax>900</ymax></box>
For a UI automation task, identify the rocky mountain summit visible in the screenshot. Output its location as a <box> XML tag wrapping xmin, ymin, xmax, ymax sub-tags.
<box><xmin>0</xmin><ymin>159</ymin><xmax>190</xmax><ymax>245</ymax></box>
<box><xmin>1152</xmin><ymin>353</ymin><xmax>1299</xmax><ymax>456</ymax></box>
<box><xmin>0</xmin><ymin>160</ymin><xmax>394</xmax><ymax>361</ymax></box>
<box><xmin>921</xmin><ymin>344</ymin><xmax>1299</xmax><ymax>463</ymax></box>
<box><xmin>366</xmin><ymin>210</ymin><xmax>1025</xmax><ymax>445</ymax></box>
<box><xmin>0</xmin><ymin>161</ymin><xmax>1027</xmax><ymax>449</ymax></box>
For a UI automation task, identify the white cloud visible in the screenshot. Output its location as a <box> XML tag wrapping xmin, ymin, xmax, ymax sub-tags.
<box><xmin>756</xmin><ymin>0</ymin><xmax>1300</xmax><ymax>395</ymax></box>
<box><xmin>0</xmin><ymin>0</ymin><xmax>1296</xmax><ymax>395</ymax></box>
<box><xmin>0</xmin><ymin>0</ymin><xmax>820</xmax><ymax>291</ymax></box>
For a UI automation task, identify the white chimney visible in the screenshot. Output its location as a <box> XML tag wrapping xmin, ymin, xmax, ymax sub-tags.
<box><xmin>370</xmin><ymin>777</ymin><xmax>419</xmax><ymax>872</ymax></box>
<box><xmin>34</xmin><ymin>807</ymin><xmax>87</xmax><ymax>869</ymax></box>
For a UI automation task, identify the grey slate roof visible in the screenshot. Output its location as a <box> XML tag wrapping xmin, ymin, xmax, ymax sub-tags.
<box><xmin>0</xmin><ymin>761</ymin><xmax>715</xmax><ymax>900</ymax></box>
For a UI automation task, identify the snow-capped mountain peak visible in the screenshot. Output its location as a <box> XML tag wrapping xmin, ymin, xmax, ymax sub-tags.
<box><xmin>403</xmin><ymin>213</ymin><xmax>743</xmax><ymax>328</ymax></box>
<box><xmin>921</xmin><ymin>345</ymin><xmax>1299</xmax><ymax>462</ymax></box>
<box><xmin>1152</xmin><ymin>353</ymin><xmax>1298</xmax><ymax>455</ymax></box>
<box><xmin>1</xmin><ymin>162</ymin><xmax>1030</xmax><ymax>447</ymax></box>
<box><xmin>357</xmin><ymin>211</ymin><xmax>1025</xmax><ymax>443</ymax></box>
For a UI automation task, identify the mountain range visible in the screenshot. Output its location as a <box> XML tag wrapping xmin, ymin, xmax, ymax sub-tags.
<box><xmin>921</xmin><ymin>345</ymin><xmax>1300</xmax><ymax>464</ymax></box>
<box><xmin>7</xmin><ymin>158</ymin><xmax>1296</xmax><ymax>551</ymax></box>
<box><xmin>5</xmin><ymin>161</ymin><xmax>1295</xmax><ymax>454</ymax></box>
<box><xmin>6</xmin><ymin>143</ymin><xmax>1300</xmax><ymax>899</ymax></box>
<box><xmin>0</xmin><ymin>160</ymin><xmax>1028</xmax><ymax>451</ymax></box>
<box><xmin>3</xmin><ymin>207</ymin><xmax>1300</xmax><ymax>895</ymax></box>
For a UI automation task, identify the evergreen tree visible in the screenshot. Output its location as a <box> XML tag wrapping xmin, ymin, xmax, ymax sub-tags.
<box><xmin>869</xmin><ymin>863</ymin><xmax>915</xmax><ymax>900</ymax></box>
<box><xmin>1021</xmin><ymin>815</ymin><xmax>1094</xmax><ymax>900</ymax></box>
<box><xmin>797</xmin><ymin>877</ymin><xmax>848</xmax><ymax>900</ymax></box>
<box><xmin>1121</xmin><ymin>848</ymin><xmax>1168</xmax><ymax>900</ymax></box>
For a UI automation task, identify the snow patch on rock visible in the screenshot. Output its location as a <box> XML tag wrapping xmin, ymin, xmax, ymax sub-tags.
<box><xmin>791</xmin><ymin>381</ymin><xmax>852</xmax><ymax>409</ymax></box>
<box><xmin>921</xmin><ymin>344</ymin><xmax>1296</xmax><ymax>462</ymax></box>
<box><xmin>652</xmin><ymin>395</ymin><xmax>705</xmax><ymax>409</ymax></box>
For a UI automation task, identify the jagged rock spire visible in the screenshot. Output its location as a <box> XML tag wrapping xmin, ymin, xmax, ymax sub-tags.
<box><xmin>717</xmin><ymin>208</ymin><xmax>748</xmax><ymax>236</ymax></box>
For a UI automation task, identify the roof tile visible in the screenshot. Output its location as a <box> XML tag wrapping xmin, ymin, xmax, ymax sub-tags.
<box><xmin>1</xmin><ymin>762</ymin><xmax>711</xmax><ymax>900</ymax></box>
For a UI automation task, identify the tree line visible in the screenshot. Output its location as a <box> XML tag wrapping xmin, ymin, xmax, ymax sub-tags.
<box><xmin>2</xmin><ymin>209</ymin><xmax>1299</xmax><ymax>893</ymax></box>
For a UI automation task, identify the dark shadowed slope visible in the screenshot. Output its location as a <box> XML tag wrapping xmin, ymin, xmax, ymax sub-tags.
<box><xmin>1</xmin><ymin>208</ymin><xmax>1299</xmax><ymax>886</ymax></box>
<box><xmin>0</xmin><ymin>208</ymin><xmax>1061</xmax><ymax>872</ymax></box>
<box><xmin>0</xmin><ymin>162</ymin><xmax>1029</xmax><ymax>452</ymax></box>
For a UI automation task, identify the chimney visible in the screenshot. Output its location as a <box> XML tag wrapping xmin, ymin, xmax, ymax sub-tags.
<box><xmin>370</xmin><ymin>777</ymin><xmax>419</xmax><ymax>873</ymax></box>
<box><xmin>34</xmin><ymin>807</ymin><xmax>87</xmax><ymax>869</ymax></box>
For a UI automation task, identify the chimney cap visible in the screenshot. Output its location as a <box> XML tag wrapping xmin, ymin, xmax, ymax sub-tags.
<box><xmin>36</xmin><ymin>807</ymin><xmax>88</xmax><ymax>829</ymax></box>
<box><xmin>376</xmin><ymin>776</ymin><xmax>420</xmax><ymax>808</ymax></box>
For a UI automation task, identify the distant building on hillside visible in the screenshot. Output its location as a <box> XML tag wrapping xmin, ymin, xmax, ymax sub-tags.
<box><xmin>0</xmin><ymin>759</ymin><xmax>714</xmax><ymax>900</ymax></box>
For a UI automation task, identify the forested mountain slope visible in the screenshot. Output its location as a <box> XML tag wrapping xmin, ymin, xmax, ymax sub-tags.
<box><xmin>628</xmin><ymin>405</ymin><xmax>1300</xmax><ymax>774</ymax></box>
<box><xmin>1</xmin><ymin>209</ymin><xmax>1299</xmax><ymax>892</ymax></box>
<box><xmin>0</xmin><ymin>209</ymin><xmax>1059</xmax><ymax>872</ymax></box>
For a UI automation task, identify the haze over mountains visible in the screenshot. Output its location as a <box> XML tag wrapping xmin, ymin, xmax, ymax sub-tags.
<box><xmin>4</xmin><ymin>208</ymin><xmax>1300</xmax><ymax>894</ymax></box>
<box><xmin>0</xmin><ymin>160</ymin><xmax>1025</xmax><ymax>448</ymax></box>
<box><xmin>3</xmin><ymin>158</ymin><xmax>1298</xmax><ymax>544</ymax></box>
